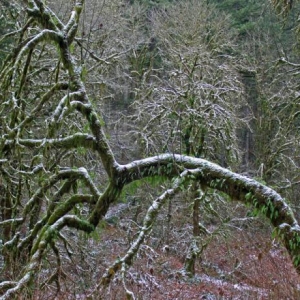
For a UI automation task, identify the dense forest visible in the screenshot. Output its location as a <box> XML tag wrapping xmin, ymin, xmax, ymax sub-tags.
<box><xmin>1</xmin><ymin>0</ymin><xmax>300</xmax><ymax>298</ymax></box>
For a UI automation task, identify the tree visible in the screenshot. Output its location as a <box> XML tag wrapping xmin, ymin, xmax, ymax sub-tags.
<box><xmin>128</xmin><ymin>1</ymin><xmax>243</xmax><ymax>162</ymax></box>
<box><xmin>1</xmin><ymin>0</ymin><xmax>300</xmax><ymax>299</ymax></box>
<box><xmin>211</xmin><ymin>0</ymin><xmax>262</xmax><ymax>37</ymax></box>
<box><xmin>238</xmin><ymin>0</ymin><xmax>300</xmax><ymax>209</ymax></box>
<box><xmin>125</xmin><ymin>0</ymin><xmax>245</xmax><ymax>276</ymax></box>
<box><xmin>0</xmin><ymin>2</ymin><xmax>17</xmax><ymax>64</ymax></box>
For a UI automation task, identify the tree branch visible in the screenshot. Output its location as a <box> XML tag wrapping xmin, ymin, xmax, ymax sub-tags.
<box><xmin>119</xmin><ymin>154</ymin><xmax>300</xmax><ymax>270</ymax></box>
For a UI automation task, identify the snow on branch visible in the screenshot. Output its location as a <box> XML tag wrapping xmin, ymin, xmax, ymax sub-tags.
<box><xmin>119</xmin><ymin>153</ymin><xmax>300</xmax><ymax>271</ymax></box>
<box><xmin>4</xmin><ymin>133</ymin><xmax>97</xmax><ymax>150</ymax></box>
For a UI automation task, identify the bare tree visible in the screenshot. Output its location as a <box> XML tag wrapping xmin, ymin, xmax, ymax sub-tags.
<box><xmin>124</xmin><ymin>0</ymin><xmax>246</xmax><ymax>276</ymax></box>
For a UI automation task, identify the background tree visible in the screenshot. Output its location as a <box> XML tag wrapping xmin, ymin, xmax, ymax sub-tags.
<box><xmin>0</xmin><ymin>1</ymin><xmax>17</xmax><ymax>64</ymax></box>
<box><xmin>125</xmin><ymin>0</ymin><xmax>246</xmax><ymax>276</ymax></box>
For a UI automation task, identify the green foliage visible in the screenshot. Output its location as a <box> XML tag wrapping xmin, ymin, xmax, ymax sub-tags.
<box><xmin>286</xmin><ymin>232</ymin><xmax>300</xmax><ymax>266</ymax></box>
<box><xmin>248</xmin><ymin>194</ymin><xmax>280</xmax><ymax>222</ymax></box>
<box><xmin>0</xmin><ymin>2</ymin><xmax>17</xmax><ymax>65</ymax></box>
<box><xmin>212</xmin><ymin>0</ymin><xmax>299</xmax><ymax>58</ymax></box>
<box><xmin>210</xmin><ymin>178</ymin><xmax>226</xmax><ymax>189</ymax></box>
<box><xmin>88</xmin><ymin>220</ymin><xmax>107</xmax><ymax>242</ymax></box>
<box><xmin>211</xmin><ymin>0</ymin><xmax>264</xmax><ymax>37</ymax></box>
<box><xmin>245</xmin><ymin>192</ymin><xmax>254</xmax><ymax>202</ymax></box>
<box><xmin>122</xmin><ymin>173</ymin><xmax>167</xmax><ymax>199</ymax></box>
<box><xmin>129</xmin><ymin>0</ymin><xmax>173</xmax><ymax>7</ymax></box>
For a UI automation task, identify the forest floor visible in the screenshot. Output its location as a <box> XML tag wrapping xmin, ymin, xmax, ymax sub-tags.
<box><xmin>94</xmin><ymin>223</ymin><xmax>300</xmax><ymax>299</ymax></box>
<box><xmin>35</xmin><ymin>202</ymin><xmax>300</xmax><ymax>300</ymax></box>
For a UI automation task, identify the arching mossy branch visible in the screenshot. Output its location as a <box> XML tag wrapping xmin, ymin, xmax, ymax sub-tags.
<box><xmin>119</xmin><ymin>154</ymin><xmax>300</xmax><ymax>272</ymax></box>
